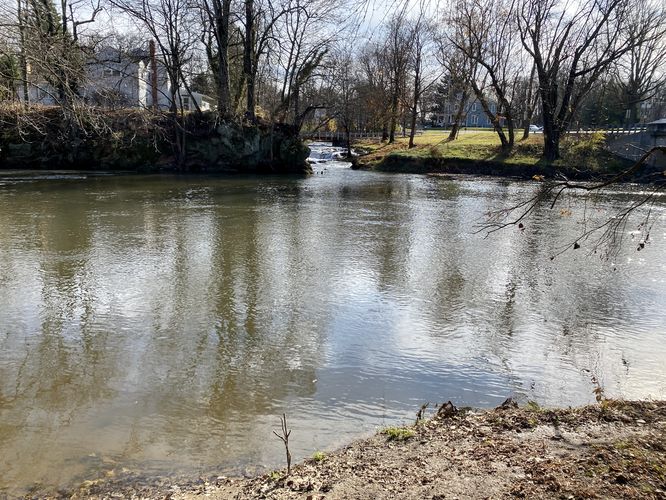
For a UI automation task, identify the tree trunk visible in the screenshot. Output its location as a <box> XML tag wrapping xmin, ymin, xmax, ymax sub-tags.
<box><xmin>168</xmin><ymin>63</ymin><xmax>179</xmax><ymax>114</ymax></box>
<box><xmin>540</xmin><ymin>79</ymin><xmax>561</xmax><ymax>161</ymax></box>
<box><xmin>448</xmin><ymin>90</ymin><xmax>469</xmax><ymax>141</ymax></box>
<box><xmin>543</xmin><ymin>125</ymin><xmax>560</xmax><ymax>161</ymax></box>
<box><xmin>150</xmin><ymin>40</ymin><xmax>159</xmax><ymax>110</ymax></box>
<box><xmin>389</xmin><ymin>118</ymin><xmax>397</xmax><ymax>143</ymax></box>
<box><xmin>214</xmin><ymin>0</ymin><xmax>232</xmax><ymax>116</ymax></box>
<box><xmin>17</xmin><ymin>0</ymin><xmax>29</xmax><ymax>106</ymax></box>
<box><xmin>244</xmin><ymin>0</ymin><xmax>255</xmax><ymax>120</ymax></box>
<box><xmin>408</xmin><ymin>60</ymin><xmax>420</xmax><ymax>149</ymax></box>
<box><xmin>345</xmin><ymin>124</ymin><xmax>352</xmax><ymax>157</ymax></box>
<box><xmin>388</xmin><ymin>77</ymin><xmax>399</xmax><ymax>143</ymax></box>
<box><xmin>471</xmin><ymin>80</ymin><xmax>513</xmax><ymax>153</ymax></box>
<box><xmin>521</xmin><ymin>64</ymin><xmax>537</xmax><ymax>140</ymax></box>
<box><xmin>293</xmin><ymin>85</ymin><xmax>301</xmax><ymax>130</ymax></box>
<box><xmin>408</xmin><ymin>110</ymin><xmax>418</xmax><ymax>148</ymax></box>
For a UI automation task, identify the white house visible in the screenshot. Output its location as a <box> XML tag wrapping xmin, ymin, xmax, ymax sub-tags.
<box><xmin>26</xmin><ymin>45</ymin><xmax>214</xmax><ymax>112</ymax></box>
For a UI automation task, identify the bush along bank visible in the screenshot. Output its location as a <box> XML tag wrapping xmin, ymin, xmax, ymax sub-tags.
<box><xmin>0</xmin><ymin>106</ymin><xmax>310</xmax><ymax>174</ymax></box>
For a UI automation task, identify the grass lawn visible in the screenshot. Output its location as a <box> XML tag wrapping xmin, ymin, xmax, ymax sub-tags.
<box><xmin>353</xmin><ymin>129</ymin><xmax>622</xmax><ymax>172</ymax></box>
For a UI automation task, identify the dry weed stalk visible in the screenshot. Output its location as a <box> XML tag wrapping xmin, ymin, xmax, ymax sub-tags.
<box><xmin>273</xmin><ymin>413</ymin><xmax>292</xmax><ymax>475</ymax></box>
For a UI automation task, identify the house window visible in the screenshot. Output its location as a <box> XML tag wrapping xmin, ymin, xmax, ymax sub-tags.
<box><xmin>472</xmin><ymin>102</ymin><xmax>478</xmax><ymax>111</ymax></box>
<box><xmin>471</xmin><ymin>115</ymin><xmax>478</xmax><ymax>125</ymax></box>
<box><xmin>182</xmin><ymin>96</ymin><xmax>190</xmax><ymax>110</ymax></box>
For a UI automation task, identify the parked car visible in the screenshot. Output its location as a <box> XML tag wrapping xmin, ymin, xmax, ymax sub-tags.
<box><xmin>529</xmin><ymin>124</ymin><xmax>543</xmax><ymax>133</ymax></box>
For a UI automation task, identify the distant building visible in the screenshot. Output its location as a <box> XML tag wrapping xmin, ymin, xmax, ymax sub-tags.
<box><xmin>26</xmin><ymin>45</ymin><xmax>214</xmax><ymax>112</ymax></box>
<box><xmin>429</xmin><ymin>96</ymin><xmax>501</xmax><ymax>128</ymax></box>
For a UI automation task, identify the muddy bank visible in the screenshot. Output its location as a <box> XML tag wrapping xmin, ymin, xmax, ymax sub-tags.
<box><xmin>62</xmin><ymin>400</ymin><xmax>665</xmax><ymax>499</ymax></box>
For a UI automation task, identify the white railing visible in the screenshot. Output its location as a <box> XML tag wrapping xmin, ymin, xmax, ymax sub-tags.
<box><xmin>568</xmin><ymin>125</ymin><xmax>647</xmax><ymax>137</ymax></box>
<box><xmin>301</xmin><ymin>130</ymin><xmax>425</xmax><ymax>141</ymax></box>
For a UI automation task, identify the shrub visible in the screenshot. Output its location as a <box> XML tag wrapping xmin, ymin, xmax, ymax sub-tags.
<box><xmin>381</xmin><ymin>426</ymin><xmax>416</xmax><ymax>441</ymax></box>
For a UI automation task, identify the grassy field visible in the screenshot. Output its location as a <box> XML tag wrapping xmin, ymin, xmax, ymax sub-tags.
<box><xmin>353</xmin><ymin>129</ymin><xmax>620</xmax><ymax>173</ymax></box>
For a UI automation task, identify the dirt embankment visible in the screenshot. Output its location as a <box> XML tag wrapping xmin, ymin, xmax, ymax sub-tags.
<box><xmin>71</xmin><ymin>400</ymin><xmax>665</xmax><ymax>499</ymax></box>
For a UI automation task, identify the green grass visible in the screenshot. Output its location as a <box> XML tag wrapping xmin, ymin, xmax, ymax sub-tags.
<box><xmin>354</xmin><ymin>129</ymin><xmax>626</xmax><ymax>172</ymax></box>
<box><xmin>381</xmin><ymin>426</ymin><xmax>416</xmax><ymax>441</ymax></box>
<box><xmin>526</xmin><ymin>401</ymin><xmax>542</xmax><ymax>412</ymax></box>
<box><xmin>355</xmin><ymin>130</ymin><xmax>544</xmax><ymax>167</ymax></box>
<box><xmin>312</xmin><ymin>451</ymin><xmax>326</xmax><ymax>462</ymax></box>
<box><xmin>392</xmin><ymin>130</ymin><xmax>543</xmax><ymax>165</ymax></box>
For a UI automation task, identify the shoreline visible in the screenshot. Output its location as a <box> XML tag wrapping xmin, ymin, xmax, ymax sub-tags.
<box><xmin>348</xmin><ymin>133</ymin><xmax>660</xmax><ymax>183</ymax></box>
<box><xmin>56</xmin><ymin>399</ymin><xmax>665</xmax><ymax>499</ymax></box>
<box><xmin>353</xmin><ymin>154</ymin><xmax>630</xmax><ymax>181</ymax></box>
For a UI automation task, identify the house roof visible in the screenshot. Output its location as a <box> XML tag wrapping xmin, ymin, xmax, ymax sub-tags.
<box><xmin>647</xmin><ymin>118</ymin><xmax>666</xmax><ymax>125</ymax></box>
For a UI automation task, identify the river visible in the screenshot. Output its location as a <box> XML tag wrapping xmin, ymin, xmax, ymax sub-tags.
<box><xmin>0</xmin><ymin>160</ymin><xmax>665</xmax><ymax>495</ymax></box>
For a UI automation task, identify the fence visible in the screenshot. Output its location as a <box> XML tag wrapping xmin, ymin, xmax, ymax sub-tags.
<box><xmin>300</xmin><ymin>130</ymin><xmax>424</xmax><ymax>141</ymax></box>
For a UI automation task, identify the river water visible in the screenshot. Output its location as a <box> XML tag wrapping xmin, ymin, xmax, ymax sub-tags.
<box><xmin>0</xmin><ymin>160</ymin><xmax>665</xmax><ymax>495</ymax></box>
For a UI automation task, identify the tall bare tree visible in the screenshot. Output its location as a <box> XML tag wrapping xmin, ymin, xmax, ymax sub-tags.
<box><xmin>406</xmin><ymin>11</ymin><xmax>439</xmax><ymax>149</ymax></box>
<box><xmin>613</xmin><ymin>0</ymin><xmax>666</xmax><ymax>125</ymax></box>
<box><xmin>434</xmin><ymin>39</ymin><xmax>473</xmax><ymax>141</ymax></box>
<box><xmin>449</xmin><ymin>0</ymin><xmax>521</xmax><ymax>153</ymax></box>
<box><xmin>353</xmin><ymin>44</ymin><xmax>390</xmax><ymax>136</ymax></box>
<box><xmin>517</xmin><ymin>0</ymin><xmax>653</xmax><ymax>160</ymax></box>
<box><xmin>199</xmin><ymin>0</ymin><xmax>232</xmax><ymax>116</ymax></box>
<box><xmin>384</xmin><ymin>12</ymin><xmax>411</xmax><ymax>143</ymax></box>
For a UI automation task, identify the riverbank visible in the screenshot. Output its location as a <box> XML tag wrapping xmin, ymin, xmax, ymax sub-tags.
<box><xmin>352</xmin><ymin>130</ymin><xmax>645</xmax><ymax>181</ymax></box>
<box><xmin>0</xmin><ymin>106</ymin><xmax>310</xmax><ymax>174</ymax></box>
<box><xmin>65</xmin><ymin>400</ymin><xmax>665</xmax><ymax>499</ymax></box>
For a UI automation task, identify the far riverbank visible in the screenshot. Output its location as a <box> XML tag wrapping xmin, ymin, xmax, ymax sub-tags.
<box><xmin>0</xmin><ymin>107</ymin><xmax>310</xmax><ymax>175</ymax></box>
<box><xmin>351</xmin><ymin>130</ymin><xmax>654</xmax><ymax>182</ymax></box>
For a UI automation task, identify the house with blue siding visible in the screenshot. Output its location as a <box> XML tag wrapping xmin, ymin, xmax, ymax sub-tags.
<box><xmin>429</xmin><ymin>97</ymin><xmax>500</xmax><ymax>128</ymax></box>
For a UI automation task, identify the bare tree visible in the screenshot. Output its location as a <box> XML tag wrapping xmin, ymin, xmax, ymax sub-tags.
<box><xmin>434</xmin><ymin>40</ymin><xmax>473</xmax><ymax>141</ymax></box>
<box><xmin>108</xmin><ymin>0</ymin><xmax>201</xmax><ymax>167</ymax></box>
<box><xmin>613</xmin><ymin>0</ymin><xmax>666</xmax><ymax>125</ymax></box>
<box><xmin>406</xmin><ymin>13</ymin><xmax>438</xmax><ymax>149</ymax></box>
<box><xmin>384</xmin><ymin>11</ymin><xmax>411</xmax><ymax>143</ymax></box>
<box><xmin>328</xmin><ymin>47</ymin><xmax>357</xmax><ymax>156</ymax></box>
<box><xmin>517</xmin><ymin>0</ymin><xmax>654</xmax><ymax>160</ymax></box>
<box><xmin>199</xmin><ymin>0</ymin><xmax>232</xmax><ymax>116</ymax></box>
<box><xmin>358</xmin><ymin>44</ymin><xmax>392</xmax><ymax>137</ymax></box>
<box><xmin>448</xmin><ymin>0</ymin><xmax>522</xmax><ymax>153</ymax></box>
<box><xmin>270</xmin><ymin>0</ymin><xmax>337</xmax><ymax>129</ymax></box>
<box><xmin>518</xmin><ymin>61</ymin><xmax>538</xmax><ymax>140</ymax></box>
<box><xmin>241</xmin><ymin>0</ymin><xmax>295</xmax><ymax>120</ymax></box>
